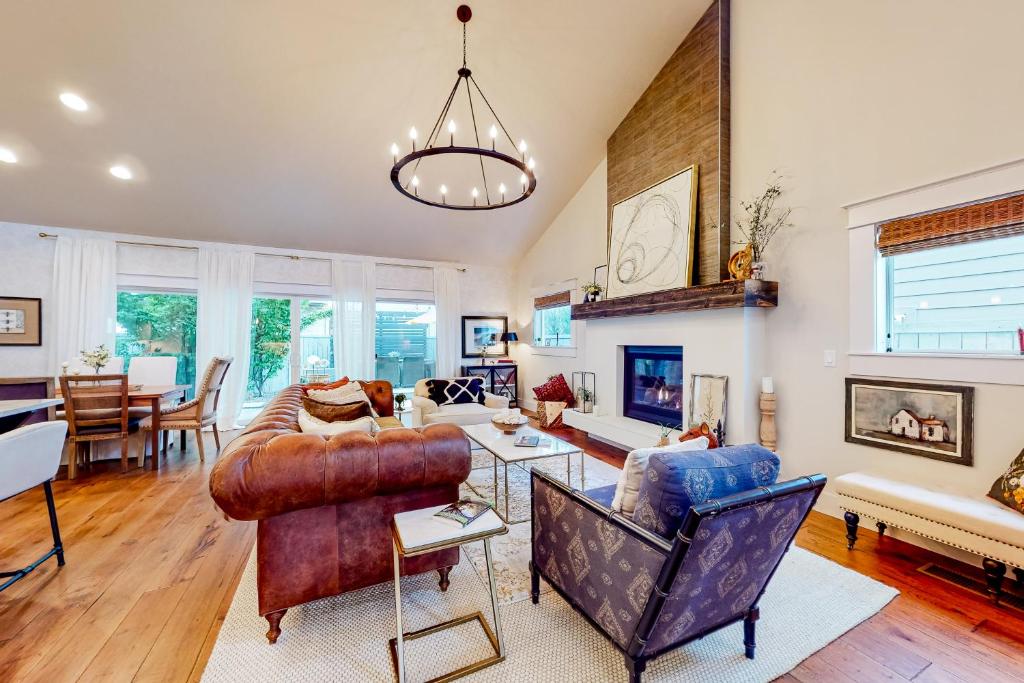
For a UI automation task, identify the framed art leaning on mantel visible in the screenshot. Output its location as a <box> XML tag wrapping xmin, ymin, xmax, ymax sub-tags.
<box><xmin>606</xmin><ymin>165</ymin><xmax>698</xmax><ymax>299</ymax></box>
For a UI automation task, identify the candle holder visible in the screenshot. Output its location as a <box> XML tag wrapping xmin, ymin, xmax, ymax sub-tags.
<box><xmin>759</xmin><ymin>392</ymin><xmax>777</xmax><ymax>451</ymax></box>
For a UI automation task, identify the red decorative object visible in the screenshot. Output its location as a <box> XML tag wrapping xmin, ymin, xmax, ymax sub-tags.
<box><xmin>679</xmin><ymin>422</ymin><xmax>719</xmax><ymax>449</ymax></box>
<box><xmin>533</xmin><ymin>374</ymin><xmax>575</xmax><ymax>408</ymax></box>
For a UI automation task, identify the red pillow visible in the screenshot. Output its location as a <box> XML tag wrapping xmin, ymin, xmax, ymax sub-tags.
<box><xmin>533</xmin><ymin>373</ymin><xmax>575</xmax><ymax>408</ymax></box>
<box><xmin>301</xmin><ymin>376</ymin><xmax>350</xmax><ymax>394</ymax></box>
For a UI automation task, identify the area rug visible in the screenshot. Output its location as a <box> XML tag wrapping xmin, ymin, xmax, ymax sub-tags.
<box><xmin>202</xmin><ymin>523</ymin><xmax>897</xmax><ymax>682</ymax></box>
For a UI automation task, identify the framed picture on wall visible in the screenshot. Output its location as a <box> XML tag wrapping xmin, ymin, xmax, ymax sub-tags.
<box><xmin>844</xmin><ymin>377</ymin><xmax>974</xmax><ymax>466</ymax></box>
<box><xmin>0</xmin><ymin>297</ymin><xmax>42</xmax><ymax>346</ymax></box>
<box><xmin>461</xmin><ymin>316</ymin><xmax>508</xmax><ymax>358</ymax></box>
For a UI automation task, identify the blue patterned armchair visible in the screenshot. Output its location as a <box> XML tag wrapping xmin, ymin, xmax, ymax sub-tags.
<box><xmin>530</xmin><ymin>469</ymin><xmax>826</xmax><ymax>683</ymax></box>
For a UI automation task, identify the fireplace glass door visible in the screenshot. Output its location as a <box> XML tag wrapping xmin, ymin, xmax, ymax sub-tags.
<box><xmin>623</xmin><ymin>345</ymin><xmax>684</xmax><ymax>426</ymax></box>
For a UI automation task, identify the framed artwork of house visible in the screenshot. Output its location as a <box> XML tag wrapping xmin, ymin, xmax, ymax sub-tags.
<box><xmin>844</xmin><ymin>377</ymin><xmax>974</xmax><ymax>466</ymax></box>
<box><xmin>0</xmin><ymin>297</ymin><xmax>42</xmax><ymax>346</ymax></box>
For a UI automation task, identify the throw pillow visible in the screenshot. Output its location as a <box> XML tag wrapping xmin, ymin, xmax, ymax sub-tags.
<box><xmin>611</xmin><ymin>437</ymin><xmax>710</xmax><ymax>516</ymax></box>
<box><xmin>988</xmin><ymin>448</ymin><xmax>1024</xmax><ymax>514</ymax></box>
<box><xmin>307</xmin><ymin>382</ymin><xmax>363</xmax><ymax>403</ymax></box>
<box><xmin>532</xmin><ymin>374</ymin><xmax>576</xmax><ymax>408</ymax></box>
<box><xmin>297</xmin><ymin>409</ymin><xmax>376</xmax><ymax>436</ymax></box>
<box><xmin>301</xmin><ymin>377</ymin><xmax>350</xmax><ymax>393</ymax></box>
<box><xmin>537</xmin><ymin>400</ymin><xmax>567</xmax><ymax>428</ymax></box>
<box><xmin>426</xmin><ymin>378</ymin><xmax>485</xmax><ymax>406</ymax></box>
<box><xmin>632</xmin><ymin>444</ymin><xmax>781</xmax><ymax>539</ymax></box>
<box><xmin>301</xmin><ymin>394</ymin><xmax>372</xmax><ymax>423</ymax></box>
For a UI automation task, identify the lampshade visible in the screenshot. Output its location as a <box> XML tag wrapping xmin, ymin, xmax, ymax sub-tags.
<box><xmin>500</xmin><ymin>332</ymin><xmax>519</xmax><ymax>343</ymax></box>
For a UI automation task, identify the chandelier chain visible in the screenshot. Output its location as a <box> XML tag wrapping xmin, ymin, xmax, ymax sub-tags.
<box><xmin>462</xmin><ymin>23</ymin><xmax>467</xmax><ymax>69</ymax></box>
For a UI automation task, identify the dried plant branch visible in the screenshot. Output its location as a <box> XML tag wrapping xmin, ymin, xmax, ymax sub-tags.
<box><xmin>733</xmin><ymin>171</ymin><xmax>793</xmax><ymax>262</ymax></box>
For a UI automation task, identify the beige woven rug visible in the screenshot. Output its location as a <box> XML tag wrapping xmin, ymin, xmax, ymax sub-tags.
<box><xmin>202</xmin><ymin>455</ymin><xmax>898</xmax><ymax>682</ymax></box>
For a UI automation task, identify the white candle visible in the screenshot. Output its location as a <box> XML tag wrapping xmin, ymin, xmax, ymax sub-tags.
<box><xmin>762</xmin><ymin>376</ymin><xmax>774</xmax><ymax>394</ymax></box>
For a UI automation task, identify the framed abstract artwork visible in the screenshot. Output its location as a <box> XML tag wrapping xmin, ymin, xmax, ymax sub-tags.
<box><xmin>0</xmin><ymin>297</ymin><xmax>42</xmax><ymax>346</ymax></box>
<box><xmin>461</xmin><ymin>316</ymin><xmax>508</xmax><ymax>358</ymax></box>
<box><xmin>844</xmin><ymin>377</ymin><xmax>974</xmax><ymax>466</ymax></box>
<box><xmin>606</xmin><ymin>164</ymin><xmax>698</xmax><ymax>299</ymax></box>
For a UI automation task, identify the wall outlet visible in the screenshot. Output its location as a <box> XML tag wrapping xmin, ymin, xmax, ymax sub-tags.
<box><xmin>824</xmin><ymin>350</ymin><xmax>837</xmax><ymax>367</ymax></box>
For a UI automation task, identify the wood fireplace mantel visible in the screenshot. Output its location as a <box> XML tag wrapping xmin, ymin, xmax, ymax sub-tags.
<box><xmin>570</xmin><ymin>280</ymin><xmax>778</xmax><ymax>321</ymax></box>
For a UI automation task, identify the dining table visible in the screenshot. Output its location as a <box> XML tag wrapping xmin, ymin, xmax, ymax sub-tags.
<box><xmin>55</xmin><ymin>384</ymin><xmax>191</xmax><ymax>470</ymax></box>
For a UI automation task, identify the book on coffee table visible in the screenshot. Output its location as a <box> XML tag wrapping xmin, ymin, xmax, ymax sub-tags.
<box><xmin>434</xmin><ymin>499</ymin><xmax>492</xmax><ymax>528</ymax></box>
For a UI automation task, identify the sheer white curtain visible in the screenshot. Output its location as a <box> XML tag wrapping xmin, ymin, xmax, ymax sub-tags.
<box><xmin>196</xmin><ymin>248</ymin><xmax>254</xmax><ymax>430</ymax></box>
<box><xmin>433</xmin><ymin>266</ymin><xmax>461</xmax><ymax>379</ymax></box>
<box><xmin>332</xmin><ymin>260</ymin><xmax>376</xmax><ymax>380</ymax></box>
<box><xmin>49</xmin><ymin>237</ymin><xmax>117</xmax><ymax>374</ymax></box>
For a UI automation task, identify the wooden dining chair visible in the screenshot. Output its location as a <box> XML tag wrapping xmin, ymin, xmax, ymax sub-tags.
<box><xmin>60</xmin><ymin>374</ymin><xmax>146</xmax><ymax>478</ymax></box>
<box><xmin>139</xmin><ymin>356</ymin><xmax>232</xmax><ymax>464</ymax></box>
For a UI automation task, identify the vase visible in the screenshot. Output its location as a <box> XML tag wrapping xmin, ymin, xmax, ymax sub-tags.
<box><xmin>750</xmin><ymin>261</ymin><xmax>766</xmax><ymax>280</ymax></box>
<box><xmin>656</xmin><ymin>435</ymin><xmax>670</xmax><ymax>447</ymax></box>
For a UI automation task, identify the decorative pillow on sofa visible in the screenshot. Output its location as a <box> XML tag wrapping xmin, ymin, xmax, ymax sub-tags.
<box><xmin>307</xmin><ymin>382</ymin><xmax>362</xmax><ymax>403</ymax></box>
<box><xmin>426</xmin><ymin>378</ymin><xmax>485</xmax><ymax>406</ymax></box>
<box><xmin>611</xmin><ymin>437</ymin><xmax>709</xmax><ymax>517</ymax></box>
<box><xmin>301</xmin><ymin>377</ymin><xmax>350</xmax><ymax>394</ymax></box>
<box><xmin>632</xmin><ymin>444</ymin><xmax>781</xmax><ymax>538</ymax></box>
<box><xmin>298</xmin><ymin>409</ymin><xmax>376</xmax><ymax>436</ymax></box>
<box><xmin>988</xmin><ymin>447</ymin><xmax>1024</xmax><ymax>514</ymax></box>
<box><xmin>532</xmin><ymin>374</ymin><xmax>575</xmax><ymax>408</ymax></box>
<box><xmin>301</xmin><ymin>394</ymin><xmax>372</xmax><ymax>423</ymax></box>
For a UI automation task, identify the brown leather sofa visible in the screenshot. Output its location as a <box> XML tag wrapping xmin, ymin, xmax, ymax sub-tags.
<box><xmin>209</xmin><ymin>382</ymin><xmax>471</xmax><ymax>643</ymax></box>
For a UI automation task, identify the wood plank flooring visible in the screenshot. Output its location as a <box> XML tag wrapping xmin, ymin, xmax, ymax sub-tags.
<box><xmin>0</xmin><ymin>423</ymin><xmax>1021</xmax><ymax>682</ymax></box>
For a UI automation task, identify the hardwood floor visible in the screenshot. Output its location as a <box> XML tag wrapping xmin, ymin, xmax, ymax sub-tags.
<box><xmin>1</xmin><ymin>422</ymin><xmax>1021</xmax><ymax>682</ymax></box>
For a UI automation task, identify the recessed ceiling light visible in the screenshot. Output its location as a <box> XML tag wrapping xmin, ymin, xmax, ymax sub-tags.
<box><xmin>109</xmin><ymin>165</ymin><xmax>133</xmax><ymax>180</ymax></box>
<box><xmin>59</xmin><ymin>92</ymin><xmax>89</xmax><ymax>112</ymax></box>
<box><xmin>0</xmin><ymin>147</ymin><xmax>16</xmax><ymax>164</ymax></box>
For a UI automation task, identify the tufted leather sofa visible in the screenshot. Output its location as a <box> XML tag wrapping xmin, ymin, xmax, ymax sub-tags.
<box><xmin>209</xmin><ymin>383</ymin><xmax>471</xmax><ymax>643</ymax></box>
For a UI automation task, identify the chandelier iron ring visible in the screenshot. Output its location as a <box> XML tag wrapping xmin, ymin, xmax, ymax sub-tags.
<box><xmin>390</xmin><ymin>146</ymin><xmax>536</xmax><ymax>211</ymax></box>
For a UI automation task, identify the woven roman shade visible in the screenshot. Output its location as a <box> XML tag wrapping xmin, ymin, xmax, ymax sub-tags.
<box><xmin>877</xmin><ymin>192</ymin><xmax>1024</xmax><ymax>256</ymax></box>
<box><xmin>534</xmin><ymin>291</ymin><xmax>570</xmax><ymax>310</ymax></box>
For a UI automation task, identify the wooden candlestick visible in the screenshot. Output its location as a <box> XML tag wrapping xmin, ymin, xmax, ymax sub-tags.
<box><xmin>759</xmin><ymin>392</ymin><xmax>777</xmax><ymax>451</ymax></box>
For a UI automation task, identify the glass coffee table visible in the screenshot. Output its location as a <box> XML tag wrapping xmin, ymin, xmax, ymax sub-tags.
<box><xmin>461</xmin><ymin>423</ymin><xmax>585</xmax><ymax>524</ymax></box>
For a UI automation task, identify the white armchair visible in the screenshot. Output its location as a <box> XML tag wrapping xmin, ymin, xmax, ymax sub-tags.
<box><xmin>0</xmin><ymin>421</ymin><xmax>68</xmax><ymax>592</ymax></box>
<box><xmin>411</xmin><ymin>378</ymin><xmax>511</xmax><ymax>427</ymax></box>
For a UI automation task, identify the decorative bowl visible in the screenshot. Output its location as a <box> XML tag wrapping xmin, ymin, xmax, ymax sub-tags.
<box><xmin>491</xmin><ymin>416</ymin><xmax>528</xmax><ymax>433</ymax></box>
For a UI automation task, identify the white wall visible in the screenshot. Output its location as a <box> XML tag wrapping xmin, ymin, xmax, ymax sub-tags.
<box><xmin>0</xmin><ymin>223</ymin><xmax>54</xmax><ymax>376</ymax></box>
<box><xmin>512</xmin><ymin>0</ymin><xmax>1024</xmax><ymax>564</ymax></box>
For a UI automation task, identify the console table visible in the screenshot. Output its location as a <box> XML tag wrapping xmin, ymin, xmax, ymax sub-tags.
<box><xmin>462</xmin><ymin>363</ymin><xmax>518</xmax><ymax>407</ymax></box>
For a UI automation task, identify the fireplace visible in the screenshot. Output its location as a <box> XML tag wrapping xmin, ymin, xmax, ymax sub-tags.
<box><xmin>622</xmin><ymin>345</ymin><xmax>684</xmax><ymax>426</ymax></box>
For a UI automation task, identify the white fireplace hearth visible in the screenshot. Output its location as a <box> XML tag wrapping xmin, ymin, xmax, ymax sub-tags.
<box><xmin>562</xmin><ymin>306</ymin><xmax>768</xmax><ymax>451</ymax></box>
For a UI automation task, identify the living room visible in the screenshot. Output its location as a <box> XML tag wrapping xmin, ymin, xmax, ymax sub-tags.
<box><xmin>1</xmin><ymin>1</ymin><xmax>1023</xmax><ymax>682</ymax></box>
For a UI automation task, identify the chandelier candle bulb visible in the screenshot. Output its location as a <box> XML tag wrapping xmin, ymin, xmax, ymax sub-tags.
<box><xmin>520</xmin><ymin>173</ymin><xmax>527</xmax><ymax>187</ymax></box>
<box><xmin>472</xmin><ymin>187</ymin><xmax>479</xmax><ymax>206</ymax></box>
<box><xmin>409</xmin><ymin>126</ymin><xmax>418</xmax><ymax>152</ymax></box>
<box><xmin>390</xmin><ymin>143</ymin><xmax>399</xmax><ymax>163</ymax></box>
<box><xmin>489</xmin><ymin>124</ymin><xmax>498</xmax><ymax>150</ymax></box>
<box><xmin>411</xmin><ymin>175</ymin><xmax>419</xmax><ymax>196</ymax></box>
<box><xmin>499</xmin><ymin>182</ymin><xmax>506</xmax><ymax>202</ymax></box>
<box><xmin>527</xmin><ymin>157</ymin><xmax>535</xmax><ymax>170</ymax></box>
<box><xmin>447</xmin><ymin>119</ymin><xmax>456</xmax><ymax>146</ymax></box>
<box><xmin>440</xmin><ymin>184</ymin><xmax>448</xmax><ymax>204</ymax></box>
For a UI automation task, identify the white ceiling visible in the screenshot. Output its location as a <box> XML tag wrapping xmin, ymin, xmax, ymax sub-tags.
<box><xmin>0</xmin><ymin>1</ymin><xmax>707</xmax><ymax>265</ymax></box>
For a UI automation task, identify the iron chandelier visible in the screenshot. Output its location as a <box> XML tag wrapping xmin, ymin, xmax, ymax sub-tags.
<box><xmin>389</xmin><ymin>4</ymin><xmax>537</xmax><ymax>211</ymax></box>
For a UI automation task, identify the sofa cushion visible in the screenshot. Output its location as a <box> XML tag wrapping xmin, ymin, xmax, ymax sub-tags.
<box><xmin>426</xmin><ymin>378</ymin><xmax>485</xmax><ymax>406</ymax></box>
<box><xmin>422</xmin><ymin>402</ymin><xmax>501</xmax><ymax>426</ymax></box>
<box><xmin>301</xmin><ymin>394</ymin><xmax>372</xmax><ymax>423</ymax></box>
<box><xmin>633</xmin><ymin>444</ymin><xmax>781</xmax><ymax>538</ymax></box>
<box><xmin>988</xmin><ymin>448</ymin><xmax>1024</xmax><ymax>515</ymax></box>
<box><xmin>532</xmin><ymin>373</ymin><xmax>575</xmax><ymax>408</ymax></box>
<box><xmin>611</xmin><ymin>437</ymin><xmax>710</xmax><ymax>517</ymax></box>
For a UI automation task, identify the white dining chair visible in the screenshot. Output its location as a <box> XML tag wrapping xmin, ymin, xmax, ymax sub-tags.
<box><xmin>0</xmin><ymin>421</ymin><xmax>69</xmax><ymax>592</ymax></box>
<box><xmin>128</xmin><ymin>356</ymin><xmax>178</xmax><ymax>386</ymax></box>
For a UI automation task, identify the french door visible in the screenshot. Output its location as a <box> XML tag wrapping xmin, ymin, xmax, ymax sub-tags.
<box><xmin>247</xmin><ymin>297</ymin><xmax>336</xmax><ymax>409</ymax></box>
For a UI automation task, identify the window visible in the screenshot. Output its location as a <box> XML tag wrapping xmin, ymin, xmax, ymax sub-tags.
<box><xmin>116</xmin><ymin>290</ymin><xmax>197</xmax><ymax>394</ymax></box>
<box><xmin>884</xmin><ymin>234</ymin><xmax>1024</xmax><ymax>354</ymax></box>
<box><xmin>375</xmin><ymin>301</ymin><xmax>436</xmax><ymax>389</ymax></box>
<box><xmin>533</xmin><ymin>305</ymin><xmax>572</xmax><ymax>347</ymax></box>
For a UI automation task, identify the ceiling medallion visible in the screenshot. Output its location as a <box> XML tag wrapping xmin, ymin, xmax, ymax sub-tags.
<box><xmin>389</xmin><ymin>4</ymin><xmax>536</xmax><ymax>211</ymax></box>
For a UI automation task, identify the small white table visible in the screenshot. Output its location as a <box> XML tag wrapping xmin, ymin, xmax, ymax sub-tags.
<box><xmin>0</xmin><ymin>398</ymin><xmax>63</xmax><ymax>420</ymax></box>
<box><xmin>461</xmin><ymin>422</ymin><xmax>585</xmax><ymax>524</ymax></box>
<box><xmin>391</xmin><ymin>505</ymin><xmax>508</xmax><ymax>683</ymax></box>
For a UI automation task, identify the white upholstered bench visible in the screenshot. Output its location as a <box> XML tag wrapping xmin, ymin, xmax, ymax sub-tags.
<box><xmin>835</xmin><ymin>471</ymin><xmax>1024</xmax><ymax>604</ymax></box>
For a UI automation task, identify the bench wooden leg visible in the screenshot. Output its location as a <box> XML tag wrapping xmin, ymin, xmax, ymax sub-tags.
<box><xmin>844</xmin><ymin>511</ymin><xmax>860</xmax><ymax>549</ymax></box>
<box><xmin>876</xmin><ymin>521</ymin><xmax>887</xmax><ymax>537</ymax></box>
<box><xmin>982</xmin><ymin>558</ymin><xmax>1006</xmax><ymax>605</ymax></box>
<box><xmin>1014</xmin><ymin>567</ymin><xmax>1024</xmax><ymax>587</ymax></box>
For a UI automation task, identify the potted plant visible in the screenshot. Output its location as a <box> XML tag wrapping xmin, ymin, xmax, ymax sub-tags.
<box><xmin>576</xmin><ymin>387</ymin><xmax>595</xmax><ymax>413</ymax></box>
<box><xmin>394</xmin><ymin>393</ymin><xmax>408</xmax><ymax>411</ymax></box>
<box><xmin>79</xmin><ymin>344</ymin><xmax>112</xmax><ymax>373</ymax></box>
<box><xmin>657</xmin><ymin>423</ymin><xmax>680</xmax><ymax>447</ymax></box>
<box><xmin>581</xmin><ymin>282</ymin><xmax>604</xmax><ymax>303</ymax></box>
<box><xmin>733</xmin><ymin>172</ymin><xmax>793</xmax><ymax>280</ymax></box>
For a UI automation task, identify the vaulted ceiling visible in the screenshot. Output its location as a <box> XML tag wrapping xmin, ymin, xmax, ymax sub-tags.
<box><xmin>0</xmin><ymin>1</ymin><xmax>708</xmax><ymax>264</ymax></box>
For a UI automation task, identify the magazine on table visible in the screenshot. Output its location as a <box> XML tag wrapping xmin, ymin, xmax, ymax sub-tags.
<box><xmin>514</xmin><ymin>435</ymin><xmax>550</xmax><ymax>448</ymax></box>
<box><xmin>434</xmin><ymin>499</ymin><xmax>492</xmax><ymax>528</ymax></box>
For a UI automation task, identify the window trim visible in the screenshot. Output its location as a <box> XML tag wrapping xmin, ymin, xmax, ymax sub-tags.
<box><xmin>845</xmin><ymin>157</ymin><xmax>1024</xmax><ymax>386</ymax></box>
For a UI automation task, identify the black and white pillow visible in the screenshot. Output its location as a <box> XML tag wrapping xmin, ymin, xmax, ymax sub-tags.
<box><xmin>427</xmin><ymin>378</ymin><xmax>485</xmax><ymax>406</ymax></box>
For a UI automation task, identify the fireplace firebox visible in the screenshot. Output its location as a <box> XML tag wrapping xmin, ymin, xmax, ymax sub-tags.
<box><xmin>622</xmin><ymin>345</ymin><xmax>684</xmax><ymax>426</ymax></box>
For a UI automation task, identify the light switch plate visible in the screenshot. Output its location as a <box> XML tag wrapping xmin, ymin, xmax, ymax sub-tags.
<box><xmin>824</xmin><ymin>350</ymin><xmax>837</xmax><ymax>367</ymax></box>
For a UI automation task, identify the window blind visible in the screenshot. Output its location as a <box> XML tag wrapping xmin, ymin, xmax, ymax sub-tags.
<box><xmin>877</xmin><ymin>192</ymin><xmax>1024</xmax><ymax>256</ymax></box>
<box><xmin>534</xmin><ymin>290</ymin><xmax>570</xmax><ymax>310</ymax></box>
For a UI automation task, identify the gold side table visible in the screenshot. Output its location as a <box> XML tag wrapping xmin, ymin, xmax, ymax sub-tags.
<box><xmin>390</xmin><ymin>506</ymin><xmax>509</xmax><ymax>683</ymax></box>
